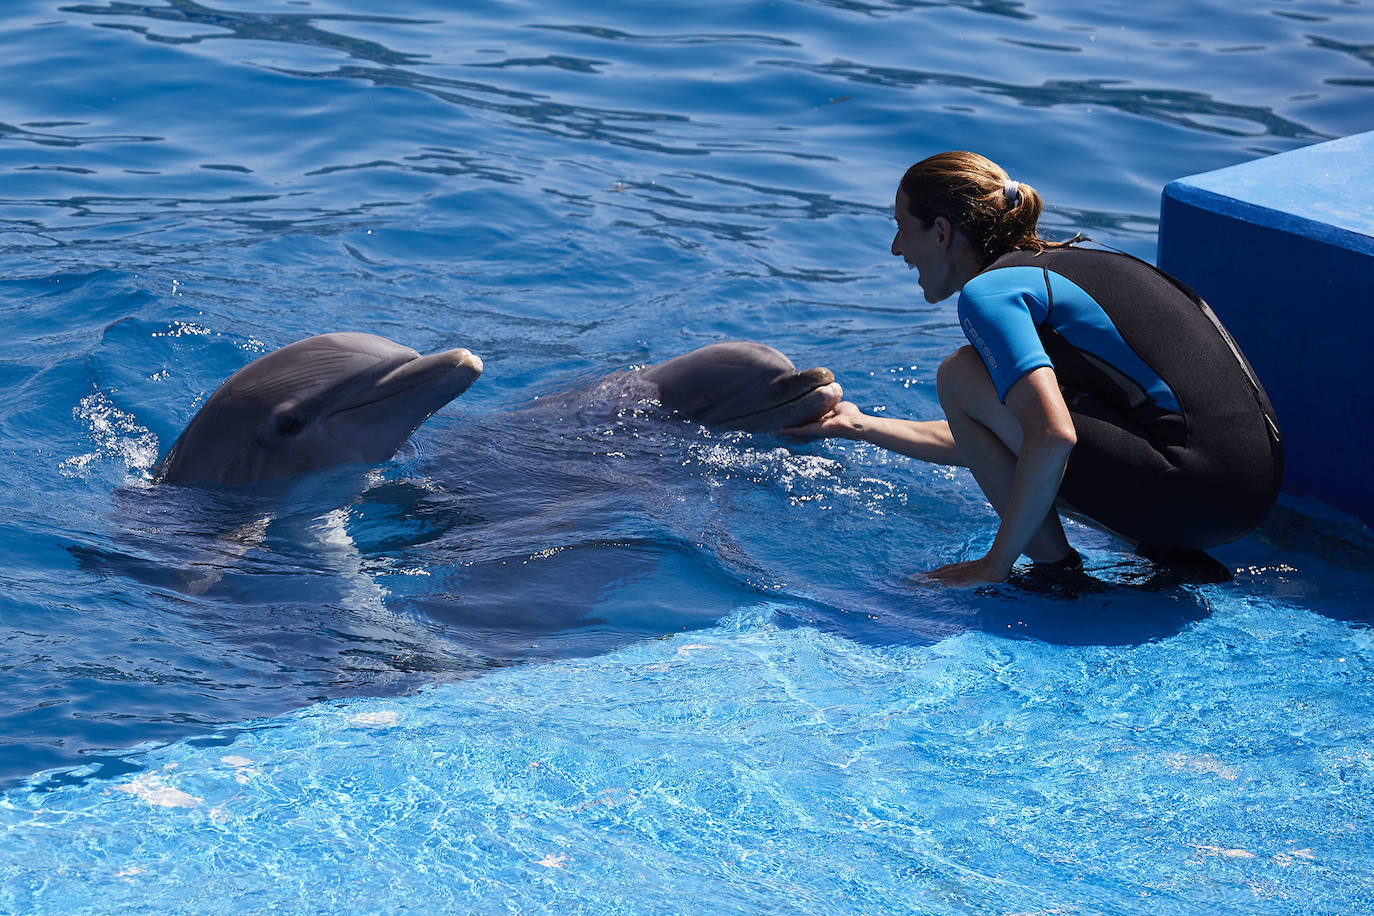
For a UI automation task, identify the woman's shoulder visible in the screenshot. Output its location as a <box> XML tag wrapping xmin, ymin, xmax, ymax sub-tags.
<box><xmin>962</xmin><ymin>263</ymin><xmax>1051</xmax><ymax>301</ymax></box>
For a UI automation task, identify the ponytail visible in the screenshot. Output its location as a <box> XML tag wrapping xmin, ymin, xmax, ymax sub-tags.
<box><xmin>898</xmin><ymin>152</ymin><xmax>1081</xmax><ymax>265</ymax></box>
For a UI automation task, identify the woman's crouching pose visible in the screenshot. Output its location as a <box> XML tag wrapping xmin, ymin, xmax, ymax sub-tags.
<box><xmin>787</xmin><ymin>151</ymin><xmax>1284</xmax><ymax>585</ymax></box>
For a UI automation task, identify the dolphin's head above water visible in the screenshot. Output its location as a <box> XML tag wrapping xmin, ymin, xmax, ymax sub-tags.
<box><xmin>639</xmin><ymin>340</ymin><xmax>841</xmax><ymax>432</ymax></box>
<box><xmin>155</xmin><ymin>332</ymin><xmax>483</xmax><ymax>485</ymax></box>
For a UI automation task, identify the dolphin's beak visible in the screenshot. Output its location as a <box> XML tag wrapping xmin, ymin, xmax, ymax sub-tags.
<box><xmin>765</xmin><ymin>366</ymin><xmax>841</xmax><ymax>425</ymax></box>
<box><xmin>768</xmin><ymin>366</ymin><xmax>835</xmax><ymax>407</ymax></box>
<box><xmin>789</xmin><ymin>368</ymin><xmax>842</xmax><ymax>419</ymax></box>
<box><xmin>376</xmin><ymin>348</ymin><xmax>483</xmax><ymax>398</ymax></box>
<box><xmin>333</xmin><ymin>347</ymin><xmax>483</xmax><ymax>420</ymax></box>
<box><xmin>714</xmin><ymin>365</ymin><xmax>840</xmax><ymax>431</ymax></box>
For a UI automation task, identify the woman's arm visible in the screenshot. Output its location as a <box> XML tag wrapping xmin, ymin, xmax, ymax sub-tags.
<box><xmin>782</xmin><ymin>401</ymin><xmax>964</xmax><ymax>466</ymax></box>
<box><xmin>925</xmin><ymin>366</ymin><xmax>1076</xmax><ymax>585</ymax></box>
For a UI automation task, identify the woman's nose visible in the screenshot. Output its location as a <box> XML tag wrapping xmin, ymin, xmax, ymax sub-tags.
<box><xmin>891</xmin><ymin>230</ymin><xmax>901</xmax><ymax>256</ymax></box>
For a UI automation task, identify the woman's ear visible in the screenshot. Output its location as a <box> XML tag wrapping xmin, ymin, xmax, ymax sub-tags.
<box><xmin>932</xmin><ymin>215</ymin><xmax>953</xmax><ymax>250</ymax></box>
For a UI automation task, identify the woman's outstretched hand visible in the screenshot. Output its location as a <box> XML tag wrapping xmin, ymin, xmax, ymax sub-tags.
<box><xmin>780</xmin><ymin>400</ymin><xmax>866</xmax><ymax>440</ymax></box>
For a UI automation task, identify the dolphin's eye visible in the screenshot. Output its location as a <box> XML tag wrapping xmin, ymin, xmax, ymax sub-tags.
<box><xmin>274</xmin><ymin>412</ymin><xmax>305</xmax><ymax>437</ymax></box>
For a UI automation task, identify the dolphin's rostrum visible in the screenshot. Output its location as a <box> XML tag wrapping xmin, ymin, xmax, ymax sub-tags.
<box><xmin>639</xmin><ymin>340</ymin><xmax>841</xmax><ymax>432</ymax></box>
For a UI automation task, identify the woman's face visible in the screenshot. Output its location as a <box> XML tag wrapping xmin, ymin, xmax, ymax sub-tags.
<box><xmin>891</xmin><ymin>188</ymin><xmax>955</xmax><ymax>303</ymax></box>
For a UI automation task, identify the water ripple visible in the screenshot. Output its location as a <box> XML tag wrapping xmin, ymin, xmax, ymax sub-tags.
<box><xmin>762</xmin><ymin>58</ymin><xmax>1330</xmax><ymax>140</ymax></box>
<box><xmin>1308</xmin><ymin>34</ymin><xmax>1374</xmax><ymax>85</ymax></box>
<box><xmin>263</xmin><ymin>62</ymin><xmax>714</xmax><ymax>158</ymax></box>
<box><xmin>790</xmin><ymin>0</ymin><xmax>1034</xmax><ymax>21</ymax></box>
<box><xmin>528</xmin><ymin>23</ymin><xmax>802</xmax><ymax>47</ymax></box>
<box><xmin>0</xmin><ymin>120</ymin><xmax>161</xmax><ymax>148</ymax></box>
<box><xmin>3</xmin><ymin>0</ymin><xmax>1374</xmax><ymax>834</ymax></box>
<box><xmin>59</xmin><ymin>0</ymin><xmax>437</xmax><ymax>66</ymax></box>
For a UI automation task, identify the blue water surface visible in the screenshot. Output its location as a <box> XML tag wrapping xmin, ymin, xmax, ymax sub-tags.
<box><xmin>1</xmin><ymin>0</ymin><xmax>1373</xmax><ymax>911</ymax></box>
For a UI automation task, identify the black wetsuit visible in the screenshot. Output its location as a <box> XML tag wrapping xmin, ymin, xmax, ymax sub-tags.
<box><xmin>957</xmin><ymin>247</ymin><xmax>1283</xmax><ymax>549</ymax></box>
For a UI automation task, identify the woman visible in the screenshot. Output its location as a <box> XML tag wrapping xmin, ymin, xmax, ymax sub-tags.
<box><xmin>787</xmin><ymin>151</ymin><xmax>1283</xmax><ymax>585</ymax></box>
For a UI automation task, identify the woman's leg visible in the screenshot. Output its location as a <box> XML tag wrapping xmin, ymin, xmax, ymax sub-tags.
<box><xmin>936</xmin><ymin>347</ymin><xmax>1074</xmax><ymax>563</ymax></box>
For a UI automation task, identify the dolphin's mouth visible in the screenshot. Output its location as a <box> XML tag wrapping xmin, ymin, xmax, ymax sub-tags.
<box><xmin>713</xmin><ymin>369</ymin><xmax>840</xmax><ymax>429</ymax></box>
<box><xmin>722</xmin><ymin>382</ymin><xmax>842</xmax><ymax>425</ymax></box>
<box><xmin>332</xmin><ymin>348</ymin><xmax>483</xmax><ymax>417</ymax></box>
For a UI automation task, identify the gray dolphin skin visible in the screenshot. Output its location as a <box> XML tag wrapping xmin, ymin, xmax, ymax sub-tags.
<box><xmin>155</xmin><ymin>332</ymin><xmax>483</xmax><ymax>485</ymax></box>
<box><xmin>639</xmin><ymin>340</ymin><xmax>841</xmax><ymax>432</ymax></box>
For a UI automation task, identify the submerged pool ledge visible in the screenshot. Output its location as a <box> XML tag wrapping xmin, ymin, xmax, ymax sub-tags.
<box><xmin>1157</xmin><ymin>130</ymin><xmax>1374</xmax><ymax>530</ymax></box>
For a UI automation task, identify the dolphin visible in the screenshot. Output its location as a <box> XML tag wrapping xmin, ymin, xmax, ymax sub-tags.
<box><xmin>154</xmin><ymin>332</ymin><xmax>483</xmax><ymax>485</ymax></box>
<box><xmin>637</xmin><ymin>340</ymin><xmax>841</xmax><ymax>432</ymax></box>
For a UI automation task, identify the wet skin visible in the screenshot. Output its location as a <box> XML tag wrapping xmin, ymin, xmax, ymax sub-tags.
<box><xmin>639</xmin><ymin>341</ymin><xmax>842</xmax><ymax>433</ymax></box>
<box><xmin>155</xmin><ymin>332</ymin><xmax>483</xmax><ymax>485</ymax></box>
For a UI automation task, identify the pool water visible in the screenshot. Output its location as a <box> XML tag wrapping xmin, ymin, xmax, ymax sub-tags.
<box><xmin>2</xmin><ymin>0</ymin><xmax>1373</xmax><ymax>911</ymax></box>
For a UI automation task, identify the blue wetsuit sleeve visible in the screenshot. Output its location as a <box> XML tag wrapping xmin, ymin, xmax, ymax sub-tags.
<box><xmin>956</xmin><ymin>266</ymin><xmax>1053</xmax><ymax>402</ymax></box>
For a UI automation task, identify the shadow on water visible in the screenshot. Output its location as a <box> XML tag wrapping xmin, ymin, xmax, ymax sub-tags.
<box><xmin>773</xmin><ymin>560</ymin><xmax>1219</xmax><ymax>650</ymax></box>
<box><xmin>961</xmin><ymin>557</ymin><xmax>1223</xmax><ymax>646</ymax></box>
<box><xmin>1236</xmin><ymin>500</ymin><xmax>1374</xmax><ymax>628</ymax></box>
<box><xmin>70</xmin><ymin>454</ymin><xmax>723</xmax><ymax>668</ymax></box>
<box><xmin>36</xmin><ymin>473</ymin><xmax>476</xmax><ymax>789</ymax></box>
<box><xmin>33</xmin><ymin>387</ymin><xmax>774</xmax><ymax>788</ymax></box>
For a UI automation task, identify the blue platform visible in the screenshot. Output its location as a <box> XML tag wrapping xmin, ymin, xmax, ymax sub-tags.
<box><xmin>1158</xmin><ymin>131</ymin><xmax>1374</xmax><ymax>530</ymax></box>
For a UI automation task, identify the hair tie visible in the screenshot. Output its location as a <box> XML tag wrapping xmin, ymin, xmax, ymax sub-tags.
<box><xmin>1003</xmin><ymin>179</ymin><xmax>1020</xmax><ymax>205</ymax></box>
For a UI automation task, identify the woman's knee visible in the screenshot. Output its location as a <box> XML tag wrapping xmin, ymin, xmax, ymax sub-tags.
<box><xmin>937</xmin><ymin>346</ymin><xmax>1023</xmax><ymax>451</ymax></box>
<box><xmin>936</xmin><ymin>346</ymin><xmax>995</xmax><ymax>409</ymax></box>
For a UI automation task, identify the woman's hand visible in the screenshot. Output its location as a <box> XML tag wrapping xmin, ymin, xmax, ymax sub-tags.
<box><xmin>924</xmin><ymin>554</ymin><xmax>1016</xmax><ymax>587</ymax></box>
<box><xmin>780</xmin><ymin>400</ymin><xmax>866</xmax><ymax>440</ymax></box>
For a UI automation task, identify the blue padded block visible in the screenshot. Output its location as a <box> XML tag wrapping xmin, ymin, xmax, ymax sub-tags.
<box><xmin>1158</xmin><ymin>131</ymin><xmax>1374</xmax><ymax>529</ymax></box>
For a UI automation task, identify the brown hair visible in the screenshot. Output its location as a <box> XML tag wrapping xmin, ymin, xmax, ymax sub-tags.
<box><xmin>898</xmin><ymin>151</ymin><xmax>1080</xmax><ymax>265</ymax></box>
